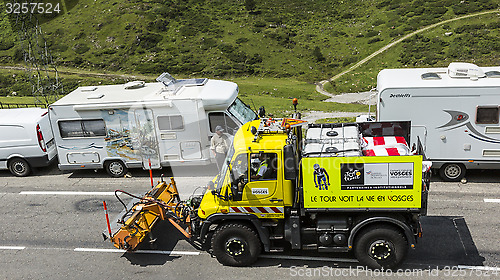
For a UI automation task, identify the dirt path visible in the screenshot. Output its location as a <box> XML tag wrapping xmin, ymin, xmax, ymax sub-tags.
<box><xmin>0</xmin><ymin>65</ymin><xmax>150</xmax><ymax>80</ymax></box>
<box><xmin>301</xmin><ymin>110</ymin><xmax>373</xmax><ymax>123</ymax></box>
<box><xmin>316</xmin><ymin>9</ymin><xmax>500</xmax><ymax>103</ymax></box>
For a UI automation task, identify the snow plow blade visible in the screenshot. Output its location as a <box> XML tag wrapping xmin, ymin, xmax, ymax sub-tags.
<box><xmin>107</xmin><ymin>177</ymin><xmax>191</xmax><ymax>251</ymax></box>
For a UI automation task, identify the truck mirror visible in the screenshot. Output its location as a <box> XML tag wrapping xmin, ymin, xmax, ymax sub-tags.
<box><xmin>251</xmin><ymin>126</ymin><xmax>257</xmax><ymax>135</ymax></box>
<box><xmin>284</xmin><ymin>145</ymin><xmax>297</xmax><ymax>180</ymax></box>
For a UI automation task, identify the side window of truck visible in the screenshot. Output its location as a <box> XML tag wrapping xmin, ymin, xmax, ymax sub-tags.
<box><xmin>208</xmin><ymin>112</ymin><xmax>238</xmax><ymax>135</ymax></box>
<box><xmin>59</xmin><ymin>119</ymin><xmax>106</xmax><ymax>138</ymax></box>
<box><xmin>250</xmin><ymin>153</ymin><xmax>278</xmax><ymax>181</ymax></box>
<box><xmin>158</xmin><ymin>115</ymin><xmax>184</xmax><ymax>130</ymax></box>
<box><xmin>476</xmin><ymin>106</ymin><xmax>499</xmax><ymax>124</ymax></box>
<box><xmin>231</xmin><ymin>153</ymin><xmax>249</xmax><ymax>197</ymax></box>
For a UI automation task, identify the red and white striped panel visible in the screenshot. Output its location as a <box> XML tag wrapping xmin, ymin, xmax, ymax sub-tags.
<box><xmin>363</xmin><ymin>136</ymin><xmax>408</xmax><ymax>148</ymax></box>
<box><xmin>363</xmin><ymin>145</ymin><xmax>411</xmax><ymax>156</ymax></box>
<box><xmin>230</xmin><ymin>206</ymin><xmax>284</xmax><ymax>214</ymax></box>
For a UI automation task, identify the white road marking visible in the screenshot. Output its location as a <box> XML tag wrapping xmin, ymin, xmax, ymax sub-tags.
<box><xmin>260</xmin><ymin>254</ymin><xmax>357</xmax><ymax>263</ymax></box>
<box><xmin>0</xmin><ymin>246</ymin><xmax>25</xmax><ymax>250</ymax></box>
<box><xmin>458</xmin><ymin>265</ymin><xmax>500</xmax><ymax>271</ymax></box>
<box><xmin>20</xmin><ymin>191</ymin><xmax>116</xmax><ymax>196</ymax></box>
<box><xmin>17</xmin><ymin>191</ymin><xmax>194</xmax><ymax>197</ymax></box>
<box><xmin>484</xmin><ymin>199</ymin><xmax>500</xmax><ymax>203</ymax></box>
<box><xmin>74</xmin><ymin>248</ymin><xmax>200</xmax><ymax>255</ymax></box>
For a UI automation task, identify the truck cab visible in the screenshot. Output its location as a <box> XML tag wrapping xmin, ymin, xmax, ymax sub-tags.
<box><xmin>200</xmin><ymin>121</ymin><xmax>294</xmax><ymax>220</ymax></box>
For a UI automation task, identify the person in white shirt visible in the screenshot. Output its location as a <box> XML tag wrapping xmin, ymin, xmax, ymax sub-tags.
<box><xmin>251</xmin><ymin>153</ymin><xmax>268</xmax><ymax>180</ymax></box>
<box><xmin>211</xmin><ymin>126</ymin><xmax>230</xmax><ymax>170</ymax></box>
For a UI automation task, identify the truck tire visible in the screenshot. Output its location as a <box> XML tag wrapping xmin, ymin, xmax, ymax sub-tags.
<box><xmin>211</xmin><ymin>223</ymin><xmax>261</xmax><ymax>267</ymax></box>
<box><xmin>439</xmin><ymin>163</ymin><xmax>465</xmax><ymax>182</ymax></box>
<box><xmin>354</xmin><ymin>225</ymin><xmax>408</xmax><ymax>269</ymax></box>
<box><xmin>105</xmin><ymin>160</ymin><xmax>127</xmax><ymax>178</ymax></box>
<box><xmin>8</xmin><ymin>158</ymin><xmax>31</xmax><ymax>177</ymax></box>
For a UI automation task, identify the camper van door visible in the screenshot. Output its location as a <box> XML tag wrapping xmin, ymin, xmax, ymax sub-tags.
<box><xmin>132</xmin><ymin>109</ymin><xmax>161</xmax><ymax>169</ymax></box>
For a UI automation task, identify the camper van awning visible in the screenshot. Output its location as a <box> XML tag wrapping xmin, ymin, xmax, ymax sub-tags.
<box><xmin>73</xmin><ymin>101</ymin><xmax>173</xmax><ymax>111</ymax></box>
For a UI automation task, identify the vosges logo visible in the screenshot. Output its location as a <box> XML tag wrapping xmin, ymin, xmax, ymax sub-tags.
<box><xmin>390</xmin><ymin>169</ymin><xmax>412</xmax><ymax>178</ymax></box>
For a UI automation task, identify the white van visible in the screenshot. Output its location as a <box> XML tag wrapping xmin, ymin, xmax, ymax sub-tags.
<box><xmin>0</xmin><ymin>108</ymin><xmax>57</xmax><ymax>176</ymax></box>
<box><xmin>377</xmin><ymin>62</ymin><xmax>500</xmax><ymax>181</ymax></box>
<box><xmin>48</xmin><ymin>73</ymin><xmax>257</xmax><ymax>177</ymax></box>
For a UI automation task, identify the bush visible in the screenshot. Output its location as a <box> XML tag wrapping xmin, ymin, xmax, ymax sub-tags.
<box><xmin>136</xmin><ymin>33</ymin><xmax>162</xmax><ymax>50</ymax></box>
<box><xmin>365</xmin><ymin>30</ymin><xmax>379</xmax><ymax>37</ymax></box>
<box><xmin>0</xmin><ymin>41</ymin><xmax>14</xmax><ymax>51</ymax></box>
<box><xmin>367</xmin><ymin>37</ymin><xmax>381</xmax><ymax>44</ymax></box>
<box><xmin>312</xmin><ymin>46</ymin><xmax>325</xmax><ymax>62</ymax></box>
<box><xmin>455</xmin><ymin>24</ymin><xmax>486</xmax><ymax>34</ymax></box>
<box><xmin>236</xmin><ymin>37</ymin><xmax>250</xmax><ymax>44</ymax></box>
<box><xmin>372</xmin><ymin>19</ymin><xmax>385</xmax><ymax>26</ymax></box>
<box><xmin>148</xmin><ymin>19</ymin><xmax>169</xmax><ymax>32</ymax></box>
<box><xmin>73</xmin><ymin>44</ymin><xmax>90</xmax><ymax>54</ymax></box>
<box><xmin>200</xmin><ymin>37</ymin><xmax>217</xmax><ymax>50</ymax></box>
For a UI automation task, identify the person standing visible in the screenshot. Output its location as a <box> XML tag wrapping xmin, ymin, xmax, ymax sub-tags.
<box><xmin>211</xmin><ymin>126</ymin><xmax>230</xmax><ymax>170</ymax></box>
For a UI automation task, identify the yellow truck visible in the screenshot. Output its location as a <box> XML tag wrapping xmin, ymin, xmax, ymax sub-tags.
<box><xmin>106</xmin><ymin>115</ymin><xmax>431</xmax><ymax>269</ymax></box>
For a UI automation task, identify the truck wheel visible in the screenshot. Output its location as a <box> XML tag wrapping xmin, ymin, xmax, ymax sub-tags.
<box><xmin>211</xmin><ymin>223</ymin><xmax>261</xmax><ymax>267</ymax></box>
<box><xmin>354</xmin><ymin>225</ymin><xmax>408</xmax><ymax>269</ymax></box>
<box><xmin>8</xmin><ymin>158</ymin><xmax>31</xmax><ymax>177</ymax></box>
<box><xmin>105</xmin><ymin>160</ymin><xmax>127</xmax><ymax>178</ymax></box>
<box><xmin>439</xmin><ymin>163</ymin><xmax>465</xmax><ymax>182</ymax></box>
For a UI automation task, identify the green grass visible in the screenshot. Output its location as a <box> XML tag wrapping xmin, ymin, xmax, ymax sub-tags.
<box><xmin>324</xmin><ymin>11</ymin><xmax>500</xmax><ymax>94</ymax></box>
<box><xmin>1</xmin><ymin>0</ymin><xmax>499</xmax><ymax>115</ymax></box>
<box><xmin>1</xmin><ymin>0</ymin><xmax>498</xmax><ymax>83</ymax></box>
<box><xmin>0</xmin><ymin>95</ymin><xmax>39</xmax><ymax>103</ymax></box>
<box><xmin>0</xmin><ymin>68</ymin><xmax>368</xmax><ymax>116</ymax></box>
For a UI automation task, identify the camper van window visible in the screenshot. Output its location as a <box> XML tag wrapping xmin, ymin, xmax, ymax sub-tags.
<box><xmin>228</xmin><ymin>98</ymin><xmax>257</xmax><ymax>125</ymax></box>
<box><xmin>209</xmin><ymin>112</ymin><xmax>238</xmax><ymax>135</ymax></box>
<box><xmin>58</xmin><ymin>119</ymin><xmax>106</xmax><ymax>138</ymax></box>
<box><xmin>82</xmin><ymin>120</ymin><xmax>106</xmax><ymax>136</ymax></box>
<box><xmin>158</xmin><ymin>115</ymin><xmax>184</xmax><ymax>131</ymax></box>
<box><xmin>476</xmin><ymin>107</ymin><xmax>499</xmax><ymax>124</ymax></box>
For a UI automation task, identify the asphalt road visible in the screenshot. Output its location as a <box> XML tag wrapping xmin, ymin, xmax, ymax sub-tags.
<box><xmin>0</xmin><ymin>164</ymin><xmax>499</xmax><ymax>279</ymax></box>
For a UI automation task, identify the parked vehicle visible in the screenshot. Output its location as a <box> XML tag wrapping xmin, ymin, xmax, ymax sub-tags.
<box><xmin>48</xmin><ymin>73</ymin><xmax>256</xmax><ymax>177</ymax></box>
<box><xmin>105</xmin><ymin>114</ymin><xmax>431</xmax><ymax>269</ymax></box>
<box><xmin>377</xmin><ymin>62</ymin><xmax>500</xmax><ymax>181</ymax></box>
<box><xmin>0</xmin><ymin>108</ymin><xmax>57</xmax><ymax>176</ymax></box>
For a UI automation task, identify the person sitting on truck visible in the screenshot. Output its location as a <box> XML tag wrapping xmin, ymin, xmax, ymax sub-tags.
<box><xmin>313</xmin><ymin>163</ymin><xmax>330</xmax><ymax>190</ymax></box>
<box><xmin>251</xmin><ymin>153</ymin><xmax>268</xmax><ymax>180</ymax></box>
<box><xmin>211</xmin><ymin>126</ymin><xmax>230</xmax><ymax>170</ymax></box>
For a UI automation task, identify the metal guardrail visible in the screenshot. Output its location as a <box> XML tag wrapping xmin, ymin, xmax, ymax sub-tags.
<box><xmin>0</xmin><ymin>102</ymin><xmax>48</xmax><ymax>109</ymax></box>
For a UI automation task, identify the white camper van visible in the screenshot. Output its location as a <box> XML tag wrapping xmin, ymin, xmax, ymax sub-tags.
<box><xmin>0</xmin><ymin>108</ymin><xmax>57</xmax><ymax>176</ymax></box>
<box><xmin>377</xmin><ymin>62</ymin><xmax>500</xmax><ymax>181</ymax></box>
<box><xmin>48</xmin><ymin>73</ymin><xmax>256</xmax><ymax>177</ymax></box>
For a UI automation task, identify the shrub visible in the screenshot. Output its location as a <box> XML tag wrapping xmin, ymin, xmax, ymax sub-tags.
<box><xmin>73</xmin><ymin>44</ymin><xmax>90</xmax><ymax>54</ymax></box>
<box><xmin>367</xmin><ymin>37</ymin><xmax>381</xmax><ymax>44</ymax></box>
<box><xmin>312</xmin><ymin>46</ymin><xmax>325</xmax><ymax>62</ymax></box>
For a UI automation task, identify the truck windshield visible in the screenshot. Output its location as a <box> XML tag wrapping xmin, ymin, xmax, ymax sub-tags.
<box><xmin>215</xmin><ymin>145</ymin><xmax>235</xmax><ymax>192</ymax></box>
<box><xmin>227</xmin><ymin>98</ymin><xmax>257</xmax><ymax>125</ymax></box>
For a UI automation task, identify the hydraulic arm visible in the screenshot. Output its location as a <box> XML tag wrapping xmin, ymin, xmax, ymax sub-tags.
<box><xmin>106</xmin><ymin>177</ymin><xmax>192</xmax><ymax>250</ymax></box>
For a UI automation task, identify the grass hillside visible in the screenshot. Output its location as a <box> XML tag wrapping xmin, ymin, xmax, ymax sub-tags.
<box><xmin>0</xmin><ymin>0</ymin><xmax>499</xmax><ymax>112</ymax></box>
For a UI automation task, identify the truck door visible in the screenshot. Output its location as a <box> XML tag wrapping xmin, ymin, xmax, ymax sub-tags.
<box><xmin>228</xmin><ymin>152</ymin><xmax>284</xmax><ymax>218</ymax></box>
<box><xmin>133</xmin><ymin>109</ymin><xmax>161</xmax><ymax>169</ymax></box>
